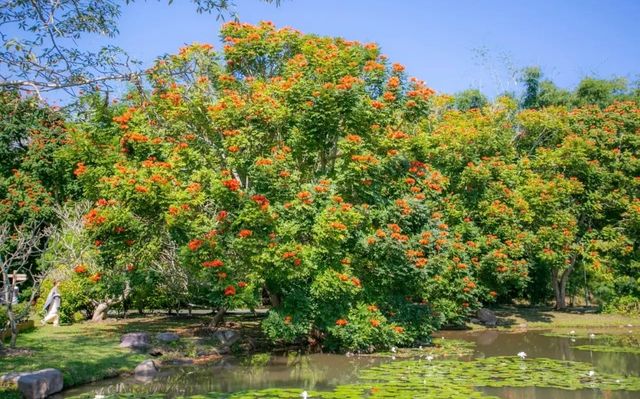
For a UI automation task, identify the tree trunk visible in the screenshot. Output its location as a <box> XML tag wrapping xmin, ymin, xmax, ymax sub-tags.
<box><xmin>553</xmin><ymin>268</ymin><xmax>572</xmax><ymax>310</ymax></box>
<box><xmin>92</xmin><ymin>302</ymin><xmax>109</xmax><ymax>321</ymax></box>
<box><xmin>8</xmin><ymin>271</ymin><xmax>17</xmax><ymax>348</ymax></box>
<box><xmin>209</xmin><ymin>307</ymin><xmax>227</xmax><ymax>328</ymax></box>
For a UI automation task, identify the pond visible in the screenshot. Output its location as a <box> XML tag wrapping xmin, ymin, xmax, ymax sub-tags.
<box><xmin>60</xmin><ymin>328</ymin><xmax>640</xmax><ymax>399</ymax></box>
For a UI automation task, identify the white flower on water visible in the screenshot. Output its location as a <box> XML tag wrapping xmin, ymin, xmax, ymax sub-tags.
<box><xmin>517</xmin><ymin>351</ymin><xmax>527</xmax><ymax>360</ymax></box>
<box><xmin>569</xmin><ymin>330</ymin><xmax>576</xmax><ymax>335</ymax></box>
<box><xmin>588</xmin><ymin>370</ymin><xmax>596</xmax><ymax>377</ymax></box>
<box><xmin>301</xmin><ymin>390</ymin><xmax>309</xmax><ymax>399</ymax></box>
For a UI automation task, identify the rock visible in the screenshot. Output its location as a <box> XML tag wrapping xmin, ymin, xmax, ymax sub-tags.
<box><xmin>120</xmin><ymin>332</ymin><xmax>150</xmax><ymax>349</ymax></box>
<box><xmin>213</xmin><ymin>329</ymin><xmax>240</xmax><ymax>346</ymax></box>
<box><xmin>156</xmin><ymin>332</ymin><xmax>180</xmax><ymax>343</ymax></box>
<box><xmin>476</xmin><ymin>308</ymin><xmax>498</xmax><ymax>327</ymax></box>
<box><xmin>134</xmin><ymin>359</ymin><xmax>159</xmax><ymax>378</ymax></box>
<box><xmin>15</xmin><ymin>369</ymin><xmax>63</xmax><ymax>399</ymax></box>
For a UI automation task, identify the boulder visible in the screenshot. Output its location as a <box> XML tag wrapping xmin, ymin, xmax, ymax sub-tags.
<box><xmin>156</xmin><ymin>332</ymin><xmax>180</xmax><ymax>343</ymax></box>
<box><xmin>120</xmin><ymin>332</ymin><xmax>150</xmax><ymax>349</ymax></box>
<box><xmin>15</xmin><ymin>369</ymin><xmax>63</xmax><ymax>399</ymax></box>
<box><xmin>213</xmin><ymin>329</ymin><xmax>240</xmax><ymax>346</ymax></box>
<box><xmin>476</xmin><ymin>308</ymin><xmax>498</xmax><ymax>327</ymax></box>
<box><xmin>134</xmin><ymin>359</ymin><xmax>159</xmax><ymax>378</ymax></box>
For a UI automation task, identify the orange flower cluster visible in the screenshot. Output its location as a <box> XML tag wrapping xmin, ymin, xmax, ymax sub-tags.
<box><xmin>346</xmin><ymin>134</ymin><xmax>362</xmax><ymax>143</ymax></box>
<box><xmin>336</xmin><ymin>75</ymin><xmax>360</xmax><ymax>90</ymax></box>
<box><xmin>330</xmin><ymin>221</ymin><xmax>347</xmax><ymax>231</ymax></box>
<box><xmin>335</xmin><ymin>319</ymin><xmax>348</xmax><ymax>326</ymax></box>
<box><xmin>74</xmin><ymin>162</ymin><xmax>87</xmax><ymax>177</ymax></box>
<box><xmin>351</xmin><ymin>154</ymin><xmax>379</xmax><ymax>164</ymax></box>
<box><xmin>224</xmin><ymin>285</ymin><xmax>236</xmax><ymax>296</ymax></box>
<box><xmin>251</xmin><ymin>194</ymin><xmax>270</xmax><ymax>210</ymax></box>
<box><xmin>414</xmin><ymin>258</ymin><xmax>428</xmax><ymax>268</ymax></box>
<box><xmin>222</xmin><ymin>179</ymin><xmax>241</xmax><ymax>191</ymax></box>
<box><xmin>369</xmin><ymin>319</ymin><xmax>381</xmax><ymax>327</ymax></box>
<box><xmin>188</xmin><ymin>239</ymin><xmax>203</xmax><ymax>251</ymax></box>
<box><xmin>387</xmin><ymin>130</ymin><xmax>409</xmax><ymax>140</ymax></box>
<box><xmin>282</xmin><ymin>251</ymin><xmax>297</xmax><ymax>260</ymax></box>
<box><xmin>202</xmin><ymin>259</ymin><xmax>224</xmax><ymax>268</ymax></box>
<box><xmin>297</xmin><ymin>190</ymin><xmax>313</xmax><ymax>204</ymax></box>
<box><xmin>84</xmin><ymin>208</ymin><xmax>106</xmax><ymax>227</ymax></box>
<box><xmin>382</xmin><ymin>92</ymin><xmax>396</xmax><ymax>102</ymax></box>
<box><xmin>89</xmin><ymin>273</ymin><xmax>102</xmax><ymax>283</ymax></box>
<box><xmin>113</xmin><ymin>107</ymin><xmax>135</xmax><ymax>129</ymax></box>
<box><xmin>238</xmin><ymin>229</ymin><xmax>253</xmax><ymax>238</ymax></box>
<box><xmin>74</xmin><ymin>264</ymin><xmax>87</xmax><ymax>273</ymax></box>
<box><xmin>395</xmin><ymin>198</ymin><xmax>412</xmax><ymax>215</ymax></box>
<box><xmin>364</xmin><ymin>60</ymin><xmax>385</xmax><ymax>72</ymax></box>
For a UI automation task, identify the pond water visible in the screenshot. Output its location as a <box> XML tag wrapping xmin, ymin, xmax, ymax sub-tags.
<box><xmin>60</xmin><ymin>328</ymin><xmax>640</xmax><ymax>399</ymax></box>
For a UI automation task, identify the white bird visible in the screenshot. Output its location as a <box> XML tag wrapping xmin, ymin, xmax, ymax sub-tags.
<box><xmin>588</xmin><ymin>370</ymin><xmax>596</xmax><ymax>377</ymax></box>
<box><xmin>390</xmin><ymin>346</ymin><xmax>397</xmax><ymax>353</ymax></box>
<box><xmin>301</xmin><ymin>391</ymin><xmax>309</xmax><ymax>399</ymax></box>
<box><xmin>418</xmin><ymin>345</ymin><xmax>423</xmax><ymax>350</ymax></box>
<box><xmin>95</xmin><ymin>395</ymin><xmax>106</xmax><ymax>399</ymax></box>
<box><xmin>391</xmin><ymin>355</ymin><xmax>396</xmax><ymax>360</ymax></box>
<box><xmin>589</xmin><ymin>333</ymin><xmax>596</xmax><ymax>339</ymax></box>
<box><xmin>426</xmin><ymin>355</ymin><xmax>434</xmax><ymax>362</ymax></box>
<box><xmin>569</xmin><ymin>330</ymin><xmax>576</xmax><ymax>335</ymax></box>
<box><xmin>627</xmin><ymin>324</ymin><xmax>633</xmax><ymax>328</ymax></box>
<box><xmin>517</xmin><ymin>351</ymin><xmax>527</xmax><ymax>360</ymax></box>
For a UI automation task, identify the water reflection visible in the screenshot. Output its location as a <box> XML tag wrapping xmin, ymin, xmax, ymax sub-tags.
<box><xmin>60</xmin><ymin>330</ymin><xmax>640</xmax><ymax>399</ymax></box>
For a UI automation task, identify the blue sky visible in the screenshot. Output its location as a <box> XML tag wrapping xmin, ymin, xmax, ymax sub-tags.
<box><xmin>75</xmin><ymin>0</ymin><xmax>640</xmax><ymax>97</ymax></box>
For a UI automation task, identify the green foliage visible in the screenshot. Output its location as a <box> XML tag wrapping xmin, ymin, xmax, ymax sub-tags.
<box><xmin>453</xmin><ymin>89</ymin><xmax>488</xmax><ymax>111</ymax></box>
<box><xmin>3</xmin><ymin>22</ymin><xmax>640</xmax><ymax>352</ymax></box>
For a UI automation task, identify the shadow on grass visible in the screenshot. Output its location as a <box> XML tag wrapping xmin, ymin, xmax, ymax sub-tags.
<box><xmin>492</xmin><ymin>306</ymin><xmax>556</xmax><ymax>326</ymax></box>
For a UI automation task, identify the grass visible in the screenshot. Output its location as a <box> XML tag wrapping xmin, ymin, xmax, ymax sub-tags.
<box><xmin>0</xmin><ymin>315</ymin><xmax>212</xmax><ymax>389</ymax></box>
<box><xmin>469</xmin><ymin>306</ymin><xmax>640</xmax><ymax>330</ymax></box>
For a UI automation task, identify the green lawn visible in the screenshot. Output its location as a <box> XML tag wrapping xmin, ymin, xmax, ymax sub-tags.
<box><xmin>469</xmin><ymin>306</ymin><xmax>640</xmax><ymax>330</ymax></box>
<box><xmin>0</xmin><ymin>315</ymin><xmax>211</xmax><ymax>388</ymax></box>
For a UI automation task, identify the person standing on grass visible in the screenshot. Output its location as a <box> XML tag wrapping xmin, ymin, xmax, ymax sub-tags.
<box><xmin>41</xmin><ymin>280</ymin><xmax>61</xmax><ymax>326</ymax></box>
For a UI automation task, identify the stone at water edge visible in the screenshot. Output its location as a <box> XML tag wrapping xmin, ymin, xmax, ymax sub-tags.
<box><xmin>134</xmin><ymin>359</ymin><xmax>159</xmax><ymax>377</ymax></box>
<box><xmin>213</xmin><ymin>329</ymin><xmax>241</xmax><ymax>346</ymax></box>
<box><xmin>156</xmin><ymin>332</ymin><xmax>180</xmax><ymax>343</ymax></box>
<box><xmin>15</xmin><ymin>369</ymin><xmax>63</xmax><ymax>399</ymax></box>
<box><xmin>120</xmin><ymin>332</ymin><xmax>150</xmax><ymax>349</ymax></box>
<box><xmin>476</xmin><ymin>308</ymin><xmax>498</xmax><ymax>327</ymax></box>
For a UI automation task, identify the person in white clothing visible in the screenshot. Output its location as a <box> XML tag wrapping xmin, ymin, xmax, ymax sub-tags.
<box><xmin>41</xmin><ymin>280</ymin><xmax>61</xmax><ymax>326</ymax></box>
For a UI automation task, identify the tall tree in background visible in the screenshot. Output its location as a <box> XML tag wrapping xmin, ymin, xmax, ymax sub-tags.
<box><xmin>0</xmin><ymin>0</ymin><xmax>280</xmax><ymax>98</ymax></box>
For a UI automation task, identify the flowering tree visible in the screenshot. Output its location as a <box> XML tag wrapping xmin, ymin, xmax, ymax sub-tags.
<box><xmin>63</xmin><ymin>21</ymin><xmax>490</xmax><ymax>350</ymax></box>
